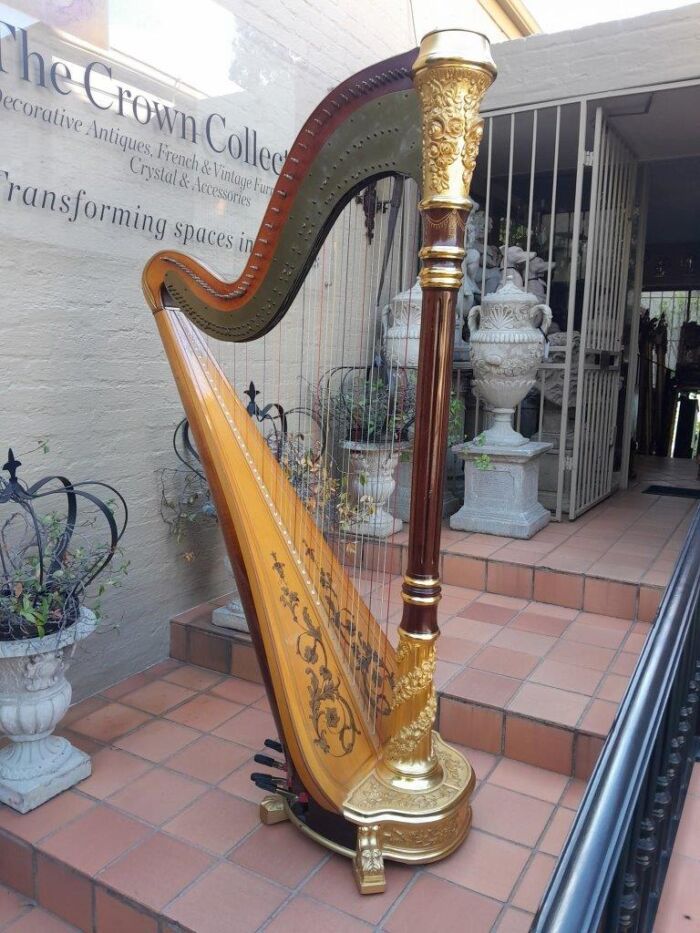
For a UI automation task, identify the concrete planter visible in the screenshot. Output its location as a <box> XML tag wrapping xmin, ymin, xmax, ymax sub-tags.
<box><xmin>212</xmin><ymin>588</ymin><xmax>250</xmax><ymax>634</ymax></box>
<box><xmin>382</xmin><ymin>279</ymin><xmax>423</xmax><ymax>369</ymax></box>
<box><xmin>342</xmin><ymin>441</ymin><xmax>408</xmax><ymax>538</ymax></box>
<box><xmin>0</xmin><ymin>607</ymin><xmax>96</xmax><ymax>813</ymax></box>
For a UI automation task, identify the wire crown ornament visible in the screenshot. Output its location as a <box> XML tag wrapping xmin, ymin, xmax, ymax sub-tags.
<box><xmin>0</xmin><ymin>448</ymin><xmax>128</xmax><ymax>641</ymax></box>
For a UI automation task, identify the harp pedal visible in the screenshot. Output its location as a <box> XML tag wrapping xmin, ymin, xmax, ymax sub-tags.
<box><xmin>254</xmin><ymin>753</ymin><xmax>286</xmax><ymax>771</ymax></box>
<box><xmin>250</xmin><ymin>772</ymin><xmax>288</xmax><ymax>792</ymax></box>
<box><xmin>252</xmin><ymin>759</ymin><xmax>299</xmax><ymax>826</ymax></box>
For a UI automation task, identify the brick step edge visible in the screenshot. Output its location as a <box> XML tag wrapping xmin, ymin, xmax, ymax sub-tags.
<box><xmin>170</xmin><ymin>614</ymin><xmax>605</xmax><ymax>780</ymax></box>
<box><xmin>438</xmin><ymin>693</ymin><xmax>603</xmax><ymax>780</ymax></box>
<box><xmin>0</xmin><ymin>838</ymin><xmax>194</xmax><ymax>933</ymax></box>
<box><xmin>170</xmin><ymin>597</ymin><xmax>262</xmax><ymax>684</ymax></box>
<box><xmin>351</xmin><ymin>540</ymin><xmax>663</xmax><ymax>623</ymax></box>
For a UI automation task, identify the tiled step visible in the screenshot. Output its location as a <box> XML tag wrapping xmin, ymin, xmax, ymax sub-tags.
<box><xmin>345</xmin><ymin>531</ymin><xmax>665</xmax><ymax>623</ymax></box>
<box><xmin>170</xmin><ymin>596</ymin><xmax>262</xmax><ymax>683</ymax></box>
<box><xmin>352</xmin><ymin>474</ymin><xmax>699</xmax><ymax>622</ymax></box>
<box><xmin>169</xmin><ymin>585</ymin><xmax>650</xmax><ymax>779</ymax></box>
<box><xmin>0</xmin><ymin>661</ymin><xmax>589</xmax><ymax>933</ymax></box>
<box><xmin>0</xmin><ymin>879</ymin><xmax>80</xmax><ymax>931</ymax></box>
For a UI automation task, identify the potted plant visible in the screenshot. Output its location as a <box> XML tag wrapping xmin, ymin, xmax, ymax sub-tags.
<box><xmin>0</xmin><ymin>447</ymin><xmax>128</xmax><ymax>812</ymax></box>
<box><xmin>318</xmin><ymin>367</ymin><xmax>415</xmax><ymax>538</ymax></box>
<box><xmin>159</xmin><ymin>419</ymin><xmax>218</xmax><ymax>562</ymax></box>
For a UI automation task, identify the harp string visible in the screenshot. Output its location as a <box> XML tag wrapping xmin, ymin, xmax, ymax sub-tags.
<box><xmin>368</xmin><ymin>184</ymin><xmax>394</xmax><ymax>718</ymax></box>
<box><xmin>372</xmin><ymin>186</ymin><xmax>397</xmax><ymax>727</ymax></box>
<box><xmin>337</xmin><ymin>198</ymin><xmax>361</xmax><ymax>701</ymax></box>
<box><xmin>358</xmin><ymin>190</ymin><xmax>377</xmax><ymax>705</ymax></box>
<box><xmin>373</xmin><ymin>183</ymin><xmax>404</xmax><ymax>723</ymax></box>
<box><xmin>323</xmin><ymin>203</ymin><xmax>344</xmax><ymax>686</ymax></box>
<box><xmin>348</xmin><ymin>193</ymin><xmax>371</xmax><ymax>705</ymax></box>
<box><xmin>193</xmin><ymin>182</ymin><xmax>420</xmax><ymax>729</ymax></box>
<box><xmin>376</xmin><ymin>180</ymin><xmax>420</xmax><ymax>721</ymax></box>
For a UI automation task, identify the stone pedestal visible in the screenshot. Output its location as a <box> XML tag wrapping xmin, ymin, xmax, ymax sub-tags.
<box><xmin>212</xmin><ymin>592</ymin><xmax>249</xmax><ymax>634</ymax></box>
<box><xmin>450</xmin><ymin>440</ymin><xmax>552</xmax><ymax>539</ymax></box>
<box><xmin>394</xmin><ymin>456</ymin><xmax>459</xmax><ymax>523</ymax></box>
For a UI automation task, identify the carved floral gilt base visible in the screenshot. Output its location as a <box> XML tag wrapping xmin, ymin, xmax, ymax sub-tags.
<box><xmin>259</xmin><ymin>732</ymin><xmax>474</xmax><ymax>895</ymax></box>
<box><xmin>0</xmin><ymin>609</ymin><xmax>96</xmax><ymax>813</ymax></box>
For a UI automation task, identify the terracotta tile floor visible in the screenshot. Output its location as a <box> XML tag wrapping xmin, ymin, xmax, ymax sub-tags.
<box><xmin>0</xmin><ymin>662</ymin><xmax>591</xmax><ymax>932</ymax></box>
<box><xmin>655</xmin><ymin>764</ymin><xmax>700</xmax><ymax>932</ymax></box>
<box><xmin>392</xmin><ymin>456</ymin><xmax>699</xmax><ymax>588</ymax></box>
<box><xmin>359</xmin><ymin>584</ymin><xmax>649</xmax><ymax>737</ymax></box>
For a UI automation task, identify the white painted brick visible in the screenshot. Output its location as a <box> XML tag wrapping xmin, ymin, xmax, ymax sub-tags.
<box><xmin>485</xmin><ymin>6</ymin><xmax>700</xmax><ymax>111</ymax></box>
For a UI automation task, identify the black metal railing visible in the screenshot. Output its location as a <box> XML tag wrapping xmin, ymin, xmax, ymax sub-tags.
<box><xmin>535</xmin><ymin>506</ymin><xmax>700</xmax><ymax>932</ymax></box>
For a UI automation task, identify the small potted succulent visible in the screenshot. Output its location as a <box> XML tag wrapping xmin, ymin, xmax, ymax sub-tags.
<box><xmin>0</xmin><ymin>446</ymin><xmax>127</xmax><ymax>812</ymax></box>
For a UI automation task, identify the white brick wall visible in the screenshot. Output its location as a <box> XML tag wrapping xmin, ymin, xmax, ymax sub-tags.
<box><xmin>484</xmin><ymin>4</ymin><xmax>700</xmax><ymax>111</ymax></box>
<box><xmin>0</xmin><ymin>2</ymin><xmax>416</xmax><ymax>699</ymax></box>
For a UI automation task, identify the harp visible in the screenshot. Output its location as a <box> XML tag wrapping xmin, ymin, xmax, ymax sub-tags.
<box><xmin>143</xmin><ymin>30</ymin><xmax>495</xmax><ymax>893</ymax></box>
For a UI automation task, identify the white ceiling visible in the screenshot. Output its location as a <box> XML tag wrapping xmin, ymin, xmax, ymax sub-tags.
<box><xmin>605</xmin><ymin>84</ymin><xmax>700</xmax><ymax>160</ymax></box>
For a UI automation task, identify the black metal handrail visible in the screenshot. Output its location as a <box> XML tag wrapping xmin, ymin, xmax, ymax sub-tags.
<box><xmin>535</xmin><ymin>505</ymin><xmax>700</xmax><ymax>932</ymax></box>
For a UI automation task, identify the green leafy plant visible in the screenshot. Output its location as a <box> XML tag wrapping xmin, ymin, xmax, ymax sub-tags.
<box><xmin>474</xmin><ymin>432</ymin><xmax>492</xmax><ymax>471</ymax></box>
<box><xmin>448</xmin><ymin>394</ymin><xmax>466</xmax><ymax>446</ymax></box>
<box><xmin>160</xmin><ymin>470</ymin><xmax>217</xmax><ymax>546</ymax></box>
<box><xmin>318</xmin><ymin>367</ymin><xmax>416</xmax><ymax>445</ymax></box>
<box><xmin>0</xmin><ymin>510</ymin><xmax>128</xmax><ymax>641</ymax></box>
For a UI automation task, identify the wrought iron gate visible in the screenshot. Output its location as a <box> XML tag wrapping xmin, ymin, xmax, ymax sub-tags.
<box><xmin>569</xmin><ymin>108</ymin><xmax>638</xmax><ymax>518</ymax></box>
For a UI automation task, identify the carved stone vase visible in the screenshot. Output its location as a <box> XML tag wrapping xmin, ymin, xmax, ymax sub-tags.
<box><xmin>383</xmin><ymin>277</ymin><xmax>468</xmax><ymax>365</ymax></box>
<box><xmin>0</xmin><ymin>608</ymin><xmax>96</xmax><ymax>812</ymax></box>
<box><xmin>382</xmin><ymin>279</ymin><xmax>423</xmax><ymax>369</ymax></box>
<box><xmin>341</xmin><ymin>441</ymin><xmax>408</xmax><ymax>538</ymax></box>
<box><xmin>468</xmin><ymin>274</ymin><xmax>552</xmax><ymax>446</ymax></box>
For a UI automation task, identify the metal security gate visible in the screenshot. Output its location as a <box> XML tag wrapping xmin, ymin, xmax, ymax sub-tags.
<box><xmin>459</xmin><ymin>96</ymin><xmax>642</xmax><ymax>520</ymax></box>
<box><xmin>569</xmin><ymin>108</ymin><xmax>638</xmax><ymax>518</ymax></box>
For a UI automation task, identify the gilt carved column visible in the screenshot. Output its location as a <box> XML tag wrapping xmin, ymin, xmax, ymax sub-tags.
<box><xmin>385</xmin><ymin>31</ymin><xmax>496</xmax><ymax>783</ymax></box>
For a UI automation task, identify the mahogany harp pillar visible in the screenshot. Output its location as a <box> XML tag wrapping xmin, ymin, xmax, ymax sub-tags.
<box><xmin>384</xmin><ymin>32</ymin><xmax>496</xmax><ymax>786</ymax></box>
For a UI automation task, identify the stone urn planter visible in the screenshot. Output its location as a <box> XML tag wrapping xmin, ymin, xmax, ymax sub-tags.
<box><xmin>383</xmin><ymin>277</ymin><xmax>469</xmax><ymax>366</ymax></box>
<box><xmin>0</xmin><ymin>608</ymin><xmax>96</xmax><ymax>813</ymax></box>
<box><xmin>452</xmin><ymin>275</ymin><xmax>553</xmax><ymax>539</ymax></box>
<box><xmin>468</xmin><ymin>273</ymin><xmax>552</xmax><ymax>446</ymax></box>
<box><xmin>341</xmin><ymin>441</ymin><xmax>408</xmax><ymax>538</ymax></box>
<box><xmin>382</xmin><ymin>279</ymin><xmax>423</xmax><ymax>369</ymax></box>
